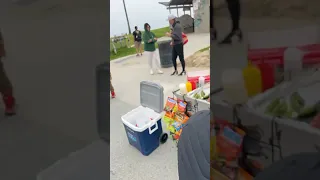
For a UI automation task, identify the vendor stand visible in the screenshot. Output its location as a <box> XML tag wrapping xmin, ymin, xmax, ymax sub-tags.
<box><xmin>210</xmin><ymin>68</ymin><xmax>320</xmax><ymax>179</ymax></box>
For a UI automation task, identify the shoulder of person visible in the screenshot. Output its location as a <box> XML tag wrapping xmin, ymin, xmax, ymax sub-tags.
<box><xmin>176</xmin><ymin>23</ymin><xmax>182</xmax><ymax>29</ymax></box>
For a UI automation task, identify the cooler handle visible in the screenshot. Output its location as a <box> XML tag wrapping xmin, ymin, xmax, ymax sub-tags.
<box><xmin>148</xmin><ymin>120</ymin><xmax>158</xmax><ymax>134</ymax></box>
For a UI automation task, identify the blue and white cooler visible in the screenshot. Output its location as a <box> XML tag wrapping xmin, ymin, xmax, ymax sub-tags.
<box><xmin>121</xmin><ymin>81</ymin><xmax>168</xmax><ymax>156</ymax></box>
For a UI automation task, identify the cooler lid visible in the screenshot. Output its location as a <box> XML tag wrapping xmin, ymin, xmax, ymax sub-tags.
<box><xmin>140</xmin><ymin>81</ymin><xmax>164</xmax><ymax>113</ymax></box>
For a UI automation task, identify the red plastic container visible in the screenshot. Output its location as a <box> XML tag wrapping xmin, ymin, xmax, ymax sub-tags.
<box><xmin>257</xmin><ymin>63</ymin><xmax>275</xmax><ymax>91</ymax></box>
<box><xmin>190</xmin><ymin>81</ymin><xmax>197</xmax><ymax>90</ymax></box>
<box><xmin>187</xmin><ymin>70</ymin><xmax>210</xmax><ymax>88</ymax></box>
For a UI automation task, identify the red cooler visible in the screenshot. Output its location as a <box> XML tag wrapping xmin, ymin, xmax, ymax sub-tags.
<box><xmin>187</xmin><ymin>70</ymin><xmax>210</xmax><ymax>89</ymax></box>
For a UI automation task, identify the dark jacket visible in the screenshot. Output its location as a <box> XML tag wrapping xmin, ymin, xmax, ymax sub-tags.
<box><xmin>143</xmin><ymin>23</ymin><xmax>157</xmax><ymax>52</ymax></box>
<box><xmin>132</xmin><ymin>30</ymin><xmax>142</xmax><ymax>42</ymax></box>
<box><xmin>171</xmin><ymin>21</ymin><xmax>183</xmax><ymax>45</ymax></box>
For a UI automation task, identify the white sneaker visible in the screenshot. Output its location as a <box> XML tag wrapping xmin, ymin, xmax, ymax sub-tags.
<box><xmin>150</xmin><ymin>69</ymin><xmax>154</xmax><ymax>75</ymax></box>
<box><xmin>157</xmin><ymin>69</ymin><xmax>163</xmax><ymax>74</ymax></box>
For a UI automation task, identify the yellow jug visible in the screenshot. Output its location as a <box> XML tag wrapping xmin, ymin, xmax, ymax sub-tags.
<box><xmin>242</xmin><ymin>61</ymin><xmax>262</xmax><ymax>97</ymax></box>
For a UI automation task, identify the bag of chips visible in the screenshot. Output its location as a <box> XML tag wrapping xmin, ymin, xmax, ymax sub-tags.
<box><xmin>164</xmin><ymin>97</ymin><xmax>177</xmax><ymax>118</ymax></box>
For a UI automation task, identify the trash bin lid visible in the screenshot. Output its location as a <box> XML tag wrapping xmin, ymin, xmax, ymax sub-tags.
<box><xmin>157</xmin><ymin>37</ymin><xmax>172</xmax><ymax>44</ymax></box>
<box><xmin>140</xmin><ymin>81</ymin><xmax>164</xmax><ymax>113</ymax></box>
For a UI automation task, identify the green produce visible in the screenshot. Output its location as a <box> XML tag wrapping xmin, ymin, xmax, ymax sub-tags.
<box><xmin>290</xmin><ymin>92</ymin><xmax>305</xmax><ymax>113</ymax></box>
<box><xmin>298</xmin><ymin>106</ymin><xmax>317</xmax><ymax>118</ymax></box>
<box><xmin>201</xmin><ymin>91</ymin><xmax>205</xmax><ymax>97</ymax></box>
<box><xmin>265</xmin><ymin>98</ymin><xmax>281</xmax><ymax>114</ymax></box>
<box><xmin>193</xmin><ymin>90</ymin><xmax>209</xmax><ymax>100</ymax></box>
<box><xmin>290</xmin><ymin>99</ymin><xmax>302</xmax><ymax>113</ymax></box>
<box><xmin>291</xmin><ymin>92</ymin><xmax>305</xmax><ymax>106</ymax></box>
<box><xmin>203</xmin><ymin>94</ymin><xmax>210</xmax><ymax>100</ymax></box>
<box><xmin>273</xmin><ymin>101</ymin><xmax>288</xmax><ymax>117</ymax></box>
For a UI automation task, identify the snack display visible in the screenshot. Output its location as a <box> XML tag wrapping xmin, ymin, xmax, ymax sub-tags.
<box><xmin>163</xmin><ymin>97</ymin><xmax>190</xmax><ymax>142</ymax></box>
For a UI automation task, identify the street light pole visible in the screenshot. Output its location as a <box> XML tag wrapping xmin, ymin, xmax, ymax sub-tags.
<box><xmin>122</xmin><ymin>0</ymin><xmax>131</xmax><ymax>34</ymax></box>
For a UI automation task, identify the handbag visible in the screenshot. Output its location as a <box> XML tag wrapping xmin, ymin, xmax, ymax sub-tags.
<box><xmin>182</xmin><ymin>32</ymin><xmax>188</xmax><ymax>45</ymax></box>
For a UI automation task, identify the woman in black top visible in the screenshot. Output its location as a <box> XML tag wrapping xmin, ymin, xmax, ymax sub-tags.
<box><xmin>132</xmin><ymin>26</ymin><xmax>143</xmax><ymax>56</ymax></box>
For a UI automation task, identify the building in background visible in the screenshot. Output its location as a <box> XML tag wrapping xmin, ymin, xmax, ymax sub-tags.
<box><xmin>159</xmin><ymin>0</ymin><xmax>209</xmax><ymax>33</ymax></box>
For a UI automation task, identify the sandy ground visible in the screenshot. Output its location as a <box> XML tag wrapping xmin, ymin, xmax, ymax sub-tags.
<box><xmin>185</xmin><ymin>50</ymin><xmax>210</xmax><ymax>67</ymax></box>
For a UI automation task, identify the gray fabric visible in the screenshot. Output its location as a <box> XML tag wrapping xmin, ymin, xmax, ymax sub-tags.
<box><xmin>171</xmin><ymin>21</ymin><xmax>183</xmax><ymax>45</ymax></box>
<box><xmin>255</xmin><ymin>152</ymin><xmax>320</xmax><ymax>180</ymax></box>
<box><xmin>178</xmin><ymin>110</ymin><xmax>210</xmax><ymax>180</ymax></box>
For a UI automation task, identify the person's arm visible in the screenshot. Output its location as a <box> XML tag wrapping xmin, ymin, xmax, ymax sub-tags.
<box><xmin>132</xmin><ymin>31</ymin><xmax>136</xmax><ymax>41</ymax></box>
<box><xmin>171</xmin><ymin>24</ymin><xmax>182</xmax><ymax>41</ymax></box>
<box><xmin>152</xmin><ymin>32</ymin><xmax>157</xmax><ymax>43</ymax></box>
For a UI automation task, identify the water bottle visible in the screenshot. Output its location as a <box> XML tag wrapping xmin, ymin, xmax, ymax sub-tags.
<box><xmin>284</xmin><ymin>47</ymin><xmax>304</xmax><ymax>81</ymax></box>
<box><xmin>198</xmin><ymin>76</ymin><xmax>205</xmax><ymax>87</ymax></box>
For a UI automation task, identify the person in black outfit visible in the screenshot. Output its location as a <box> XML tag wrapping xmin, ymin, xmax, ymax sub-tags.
<box><xmin>132</xmin><ymin>26</ymin><xmax>143</xmax><ymax>56</ymax></box>
<box><xmin>212</xmin><ymin>0</ymin><xmax>242</xmax><ymax>44</ymax></box>
<box><xmin>166</xmin><ymin>14</ymin><xmax>186</xmax><ymax>76</ymax></box>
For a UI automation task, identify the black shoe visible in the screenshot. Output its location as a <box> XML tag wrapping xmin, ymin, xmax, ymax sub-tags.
<box><xmin>171</xmin><ymin>70</ymin><xmax>178</xmax><ymax>76</ymax></box>
<box><xmin>178</xmin><ymin>70</ymin><xmax>186</xmax><ymax>76</ymax></box>
<box><xmin>218</xmin><ymin>37</ymin><xmax>232</xmax><ymax>45</ymax></box>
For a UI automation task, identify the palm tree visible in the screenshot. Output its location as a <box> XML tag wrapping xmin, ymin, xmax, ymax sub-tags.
<box><xmin>122</xmin><ymin>0</ymin><xmax>131</xmax><ymax>34</ymax></box>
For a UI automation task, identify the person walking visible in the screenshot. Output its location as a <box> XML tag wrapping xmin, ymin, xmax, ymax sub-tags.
<box><xmin>218</xmin><ymin>0</ymin><xmax>242</xmax><ymax>45</ymax></box>
<box><xmin>142</xmin><ymin>23</ymin><xmax>163</xmax><ymax>75</ymax></box>
<box><xmin>0</xmin><ymin>30</ymin><xmax>16</xmax><ymax>116</ymax></box>
<box><xmin>166</xmin><ymin>15</ymin><xmax>186</xmax><ymax>76</ymax></box>
<box><xmin>110</xmin><ymin>72</ymin><xmax>115</xmax><ymax>98</ymax></box>
<box><xmin>132</xmin><ymin>26</ymin><xmax>143</xmax><ymax>56</ymax></box>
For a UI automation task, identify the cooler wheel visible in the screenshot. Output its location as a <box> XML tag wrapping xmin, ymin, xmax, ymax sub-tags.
<box><xmin>160</xmin><ymin>133</ymin><xmax>168</xmax><ymax>144</ymax></box>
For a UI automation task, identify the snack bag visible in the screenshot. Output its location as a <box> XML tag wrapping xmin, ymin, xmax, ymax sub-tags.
<box><xmin>177</xmin><ymin>100</ymin><xmax>187</xmax><ymax>114</ymax></box>
<box><xmin>216</xmin><ymin>125</ymin><xmax>243</xmax><ymax>161</ymax></box>
<box><xmin>172</xmin><ymin>121</ymin><xmax>184</xmax><ymax>132</ymax></box>
<box><xmin>164</xmin><ymin>97</ymin><xmax>177</xmax><ymax>118</ymax></box>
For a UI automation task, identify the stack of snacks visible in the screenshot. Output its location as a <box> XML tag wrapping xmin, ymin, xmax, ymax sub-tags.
<box><xmin>163</xmin><ymin>97</ymin><xmax>190</xmax><ymax>141</ymax></box>
<box><xmin>211</xmin><ymin>119</ymin><xmax>246</xmax><ymax>180</ymax></box>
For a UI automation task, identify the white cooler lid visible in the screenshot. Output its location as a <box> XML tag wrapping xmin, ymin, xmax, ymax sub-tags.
<box><xmin>140</xmin><ymin>81</ymin><xmax>164</xmax><ymax>113</ymax></box>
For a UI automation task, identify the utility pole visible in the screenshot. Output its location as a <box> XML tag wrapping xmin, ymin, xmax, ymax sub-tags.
<box><xmin>122</xmin><ymin>0</ymin><xmax>131</xmax><ymax>34</ymax></box>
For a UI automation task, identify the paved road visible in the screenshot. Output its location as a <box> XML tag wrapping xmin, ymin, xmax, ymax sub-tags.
<box><xmin>0</xmin><ymin>1</ymin><xmax>107</xmax><ymax>179</ymax></box>
<box><xmin>110</xmin><ymin>33</ymin><xmax>209</xmax><ymax>180</ymax></box>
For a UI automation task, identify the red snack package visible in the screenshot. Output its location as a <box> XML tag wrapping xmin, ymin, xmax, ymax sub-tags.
<box><xmin>177</xmin><ymin>100</ymin><xmax>187</xmax><ymax>114</ymax></box>
<box><xmin>164</xmin><ymin>97</ymin><xmax>176</xmax><ymax>112</ymax></box>
<box><xmin>164</xmin><ymin>97</ymin><xmax>177</xmax><ymax>118</ymax></box>
<box><xmin>216</xmin><ymin>125</ymin><xmax>244</xmax><ymax>161</ymax></box>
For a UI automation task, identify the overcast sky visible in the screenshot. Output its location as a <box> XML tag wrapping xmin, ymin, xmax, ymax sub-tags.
<box><xmin>110</xmin><ymin>0</ymin><xmax>191</xmax><ymax>36</ymax></box>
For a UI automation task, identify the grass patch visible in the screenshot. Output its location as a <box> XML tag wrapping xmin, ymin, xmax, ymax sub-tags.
<box><xmin>110</xmin><ymin>47</ymin><xmax>137</xmax><ymax>60</ymax></box>
<box><xmin>198</xmin><ymin>46</ymin><xmax>210</xmax><ymax>52</ymax></box>
<box><xmin>110</xmin><ymin>26</ymin><xmax>170</xmax><ymax>60</ymax></box>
